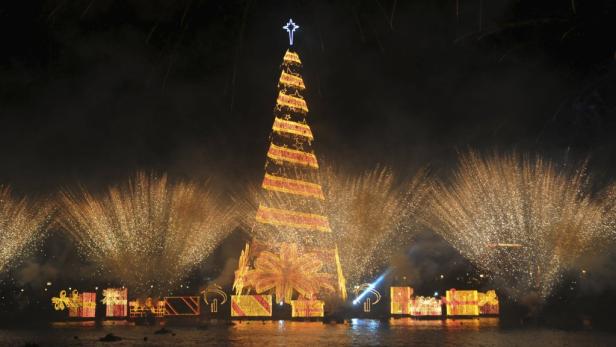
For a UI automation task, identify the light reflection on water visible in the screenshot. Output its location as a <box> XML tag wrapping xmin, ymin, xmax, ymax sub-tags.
<box><xmin>0</xmin><ymin>318</ymin><xmax>615</xmax><ymax>346</ymax></box>
<box><xmin>389</xmin><ymin>317</ymin><xmax>499</xmax><ymax>331</ymax></box>
<box><xmin>349</xmin><ymin>318</ymin><xmax>382</xmax><ymax>331</ymax></box>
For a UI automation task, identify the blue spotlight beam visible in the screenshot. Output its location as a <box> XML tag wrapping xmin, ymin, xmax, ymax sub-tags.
<box><xmin>353</xmin><ymin>269</ymin><xmax>392</xmax><ymax>305</ymax></box>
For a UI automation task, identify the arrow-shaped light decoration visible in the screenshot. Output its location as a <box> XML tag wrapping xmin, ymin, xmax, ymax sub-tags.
<box><xmin>283</xmin><ymin>19</ymin><xmax>299</xmax><ymax>46</ymax></box>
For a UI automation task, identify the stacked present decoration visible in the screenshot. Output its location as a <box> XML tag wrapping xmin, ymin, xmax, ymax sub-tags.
<box><xmin>409</xmin><ymin>296</ymin><xmax>442</xmax><ymax>316</ymax></box>
<box><xmin>444</xmin><ymin>289</ymin><xmax>479</xmax><ymax>316</ymax></box>
<box><xmin>390</xmin><ymin>287</ymin><xmax>413</xmax><ymax>315</ymax></box>
<box><xmin>291</xmin><ymin>299</ymin><xmax>324</xmax><ymax>318</ymax></box>
<box><xmin>129</xmin><ymin>297</ymin><xmax>165</xmax><ymax>318</ymax></box>
<box><xmin>231</xmin><ymin>295</ymin><xmax>273</xmax><ymax>317</ymax></box>
<box><xmin>164</xmin><ymin>296</ymin><xmax>201</xmax><ymax>316</ymax></box>
<box><xmin>478</xmin><ymin>290</ymin><xmax>499</xmax><ymax>315</ymax></box>
<box><xmin>103</xmin><ymin>288</ymin><xmax>128</xmax><ymax>317</ymax></box>
<box><xmin>69</xmin><ymin>291</ymin><xmax>96</xmax><ymax>318</ymax></box>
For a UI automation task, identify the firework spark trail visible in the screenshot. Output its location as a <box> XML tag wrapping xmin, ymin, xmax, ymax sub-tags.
<box><xmin>58</xmin><ymin>172</ymin><xmax>236</xmax><ymax>295</ymax></box>
<box><xmin>427</xmin><ymin>151</ymin><xmax>603</xmax><ymax>300</ymax></box>
<box><xmin>597</xmin><ymin>185</ymin><xmax>616</xmax><ymax>241</ymax></box>
<box><xmin>321</xmin><ymin>166</ymin><xmax>430</xmax><ymax>285</ymax></box>
<box><xmin>0</xmin><ymin>186</ymin><xmax>52</xmax><ymax>274</ymax></box>
<box><xmin>237</xmin><ymin>165</ymin><xmax>430</xmax><ymax>286</ymax></box>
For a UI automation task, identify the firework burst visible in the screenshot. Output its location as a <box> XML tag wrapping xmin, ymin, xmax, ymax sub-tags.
<box><xmin>58</xmin><ymin>172</ymin><xmax>236</xmax><ymax>295</ymax></box>
<box><xmin>427</xmin><ymin>152</ymin><xmax>603</xmax><ymax>300</ymax></box>
<box><xmin>321</xmin><ymin>166</ymin><xmax>430</xmax><ymax>285</ymax></box>
<box><xmin>0</xmin><ymin>186</ymin><xmax>52</xmax><ymax>274</ymax></box>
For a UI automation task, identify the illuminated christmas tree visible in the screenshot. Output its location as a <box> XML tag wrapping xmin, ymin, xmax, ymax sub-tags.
<box><xmin>233</xmin><ymin>20</ymin><xmax>347</xmax><ymax>304</ymax></box>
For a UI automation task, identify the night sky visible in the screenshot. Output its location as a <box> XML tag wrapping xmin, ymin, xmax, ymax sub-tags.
<box><xmin>1</xmin><ymin>0</ymin><xmax>616</xmax><ymax>320</ymax></box>
<box><xmin>2</xmin><ymin>0</ymin><xmax>614</xmax><ymax>195</ymax></box>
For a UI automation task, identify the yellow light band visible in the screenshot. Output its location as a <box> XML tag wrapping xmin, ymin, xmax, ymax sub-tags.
<box><xmin>283</xmin><ymin>50</ymin><xmax>302</xmax><ymax>65</ymax></box>
<box><xmin>267</xmin><ymin>143</ymin><xmax>318</xmax><ymax>168</ymax></box>
<box><xmin>277</xmin><ymin>92</ymin><xmax>309</xmax><ymax>112</ymax></box>
<box><xmin>256</xmin><ymin>204</ymin><xmax>331</xmax><ymax>232</ymax></box>
<box><xmin>272</xmin><ymin>117</ymin><xmax>313</xmax><ymax>139</ymax></box>
<box><xmin>262</xmin><ymin>173</ymin><xmax>324</xmax><ymax>200</ymax></box>
<box><xmin>279</xmin><ymin>71</ymin><xmax>305</xmax><ymax>89</ymax></box>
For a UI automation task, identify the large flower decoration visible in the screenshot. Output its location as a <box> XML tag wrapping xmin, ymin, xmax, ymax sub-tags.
<box><xmin>244</xmin><ymin>243</ymin><xmax>335</xmax><ymax>303</ymax></box>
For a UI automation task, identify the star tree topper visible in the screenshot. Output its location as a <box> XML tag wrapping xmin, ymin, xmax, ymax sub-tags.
<box><xmin>283</xmin><ymin>19</ymin><xmax>299</xmax><ymax>46</ymax></box>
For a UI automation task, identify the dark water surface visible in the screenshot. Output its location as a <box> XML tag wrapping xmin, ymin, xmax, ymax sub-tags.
<box><xmin>1</xmin><ymin>318</ymin><xmax>615</xmax><ymax>346</ymax></box>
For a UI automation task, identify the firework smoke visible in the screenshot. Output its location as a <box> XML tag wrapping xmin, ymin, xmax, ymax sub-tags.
<box><xmin>58</xmin><ymin>172</ymin><xmax>235</xmax><ymax>295</ymax></box>
<box><xmin>427</xmin><ymin>152</ymin><xmax>603</xmax><ymax>300</ymax></box>
<box><xmin>0</xmin><ymin>186</ymin><xmax>52</xmax><ymax>274</ymax></box>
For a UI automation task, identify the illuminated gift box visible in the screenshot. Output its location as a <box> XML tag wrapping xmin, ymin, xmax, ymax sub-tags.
<box><xmin>291</xmin><ymin>299</ymin><xmax>324</xmax><ymax>318</ymax></box>
<box><xmin>163</xmin><ymin>296</ymin><xmax>201</xmax><ymax>316</ymax></box>
<box><xmin>103</xmin><ymin>288</ymin><xmax>128</xmax><ymax>317</ymax></box>
<box><xmin>231</xmin><ymin>295</ymin><xmax>272</xmax><ymax>317</ymax></box>
<box><xmin>478</xmin><ymin>290</ymin><xmax>499</xmax><ymax>315</ymax></box>
<box><xmin>410</xmin><ymin>296</ymin><xmax>442</xmax><ymax>316</ymax></box>
<box><xmin>390</xmin><ymin>287</ymin><xmax>414</xmax><ymax>315</ymax></box>
<box><xmin>444</xmin><ymin>289</ymin><xmax>479</xmax><ymax>316</ymax></box>
<box><xmin>129</xmin><ymin>298</ymin><xmax>165</xmax><ymax>318</ymax></box>
<box><xmin>69</xmin><ymin>292</ymin><xmax>96</xmax><ymax>318</ymax></box>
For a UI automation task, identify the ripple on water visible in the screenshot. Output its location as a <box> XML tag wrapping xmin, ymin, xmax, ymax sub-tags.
<box><xmin>1</xmin><ymin>318</ymin><xmax>615</xmax><ymax>347</ymax></box>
